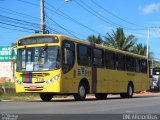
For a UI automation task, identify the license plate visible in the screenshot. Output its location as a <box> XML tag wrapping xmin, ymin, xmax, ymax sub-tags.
<box><xmin>29</xmin><ymin>86</ymin><xmax>37</xmax><ymax>90</ymax></box>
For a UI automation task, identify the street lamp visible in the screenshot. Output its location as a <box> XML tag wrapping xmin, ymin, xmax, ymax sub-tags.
<box><xmin>65</xmin><ymin>0</ymin><xmax>72</xmax><ymax>2</ymax></box>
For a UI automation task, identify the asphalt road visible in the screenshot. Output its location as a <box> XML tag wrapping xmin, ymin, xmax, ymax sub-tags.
<box><xmin>0</xmin><ymin>95</ymin><xmax>160</xmax><ymax>120</ymax></box>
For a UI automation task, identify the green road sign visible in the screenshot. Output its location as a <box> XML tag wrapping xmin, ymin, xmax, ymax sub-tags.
<box><xmin>0</xmin><ymin>46</ymin><xmax>17</xmax><ymax>61</ymax></box>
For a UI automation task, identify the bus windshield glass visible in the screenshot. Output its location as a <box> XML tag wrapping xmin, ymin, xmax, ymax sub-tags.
<box><xmin>17</xmin><ymin>46</ymin><xmax>60</xmax><ymax>72</ymax></box>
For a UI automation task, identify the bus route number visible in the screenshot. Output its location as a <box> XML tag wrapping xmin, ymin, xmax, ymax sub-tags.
<box><xmin>36</xmin><ymin>77</ymin><xmax>44</xmax><ymax>82</ymax></box>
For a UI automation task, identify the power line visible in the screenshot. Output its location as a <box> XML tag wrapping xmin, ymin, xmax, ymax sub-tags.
<box><xmin>46</xmin><ymin>15</ymin><xmax>78</xmax><ymax>38</ymax></box>
<box><xmin>17</xmin><ymin>0</ymin><xmax>39</xmax><ymax>7</ymax></box>
<box><xmin>151</xmin><ymin>27</ymin><xmax>160</xmax><ymax>39</ymax></box>
<box><xmin>45</xmin><ymin>0</ymin><xmax>65</xmax><ymax>24</ymax></box>
<box><xmin>91</xmin><ymin>0</ymin><xmax>146</xmax><ymax>29</ymax></box>
<box><xmin>0</xmin><ymin>14</ymin><xmax>40</xmax><ymax>33</ymax></box>
<box><xmin>0</xmin><ymin>6</ymin><xmax>41</xmax><ymax>33</ymax></box>
<box><xmin>0</xmin><ymin>25</ymin><xmax>33</xmax><ymax>33</ymax></box>
<box><xmin>46</xmin><ymin>15</ymin><xmax>88</xmax><ymax>38</ymax></box>
<box><xmin>45</xmin><ymin>1</ymin><xmax>101</xmax><ymax>35</ymax></box>
<box><xmin>75</xmin><ymin>0</ymin><xmax>146</xmax><ymax>31</ymax></box>
<box><xmin>0</xmin><ymin>21</ymin><xmax>37</xmax><ymax>31</ymax></box>
<box><xmin>14</xmin><ymin>0</ymin><xmax>147</xmax><ymax>37</ymax></box>
<box><xmin>16</xmin><ymin>0</ymin><xmax>101</xmax><ymax>35</ymax></box>
<box><xmin>75</xmin><ymin>0</ymin><xmax>119</xmax><ymax>27</ymax></box>
<box><xmin>17</xmin><ymin>0</ymin><xmax>86</xmax><ymax>36</ymax></box>
<box><xmin>46</xmin><ymin>26</ymin><xmax>63</xmax><ymax>34</ymax></box>
<box><xmin>0</xmin><ymin>6</ymin><xmax>40</xmax><ymax>20</ymax></box>
<box><xmin>0</xmin><ymin>14</ymin><xmax>40</xmax><ymax>27</ymax></box>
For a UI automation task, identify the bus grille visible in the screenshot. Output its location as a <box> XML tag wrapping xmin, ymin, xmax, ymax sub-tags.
<box><xmin>24</xmin><ymin>86</ymin><xmax>43</xmax><ymax>91</ymax></box>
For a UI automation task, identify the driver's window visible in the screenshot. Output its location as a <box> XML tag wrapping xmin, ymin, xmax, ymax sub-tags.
<box><xmin>62</xmin><ymin>40</ymin><xmax>75</xmax><ymax>74</ymax></box>
<box><xmin>21</xmin><ymin>49</ymin><xmax>26</xmax><ymax>70</ymax></box>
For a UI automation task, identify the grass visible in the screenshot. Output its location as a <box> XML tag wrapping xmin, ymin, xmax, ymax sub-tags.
<box><xmin>0</xmin><ymin>93</ymin><xmax>69</xmax><ymax>101</ymax></box>
<box><xmin>0</xmin><ymin>82</ymin><xmax>69</xmax><ymax>101</ymax></box>
<box><xmin>0</xmin><ymin>82</ymin><xmax>15</xmax><ymax>88</ymax></box>
<box><xmin>0</xmin><ymin>82</ymin><xmax>39</xmax><ymax>101</ymax></box>
<box><xmin>0</xmin><ymin>93</ymin><xmax>39</xmax><ymax>101</ymax></box>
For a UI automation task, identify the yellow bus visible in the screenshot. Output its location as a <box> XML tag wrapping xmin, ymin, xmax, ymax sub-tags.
<box><xmin>15</xmin><ymin>34</ymin><xmax>149</xmax><ymax>101</ymax></box>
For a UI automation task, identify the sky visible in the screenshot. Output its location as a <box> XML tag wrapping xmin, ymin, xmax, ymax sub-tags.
<box><xmin>0</xmin><ymin>0</ymin><xmax>160</xmax><ymax>59</ymax></box>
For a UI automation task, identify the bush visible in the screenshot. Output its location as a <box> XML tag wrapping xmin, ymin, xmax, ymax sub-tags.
<box><xmin>0</xmin><ymin>82</ymin><xmax>15</xmax><ymax>94</ymax></box>
<box><xmin>0</xmin><ymin>82</ymin><xmax>15</xmax><ymax>88</ymax></box>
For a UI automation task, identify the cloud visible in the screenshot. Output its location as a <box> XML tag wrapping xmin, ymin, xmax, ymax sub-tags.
<box><xmin>139</xmin><ymin>3</ymin><xmax>160</xmax><ymax>15</ymax></box>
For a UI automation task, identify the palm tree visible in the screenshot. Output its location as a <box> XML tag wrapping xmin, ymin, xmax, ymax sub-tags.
<box><xmin>133</xmin><ymin>43</ymin><xmax>154</xmax><ymax>59</ymax></box>
<box><xmin>87</xmin><ymin>35</ymin><xmax>103</xmax><ymax>45</ymax></box>
<box><xmin>133</xmin><ymin>43</ymin><xmax>146</xmax><ymax>56</ymax></box>
<box><xmin>104</xmin><ymin>28</ymin><xmax>137</xmax><ymax>51</ymax></box>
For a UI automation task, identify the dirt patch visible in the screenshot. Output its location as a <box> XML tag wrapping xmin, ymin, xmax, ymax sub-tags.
<box><xmin>135</xmin><ymin>91</ymin><xmax>160</xmax><ymax>96</ymax></box>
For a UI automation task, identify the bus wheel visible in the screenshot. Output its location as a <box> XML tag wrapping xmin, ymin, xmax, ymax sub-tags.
<box><xmin>95</xmin><ymin>93</ymin><xmax>107</xmax><ymax>100</ymax></box>
<box><xmin>39</xmin><ymin>93</ymin><xmax>53</xmax><ymax>102</ymax></box>
<box><xmin>120</xmin><ymin>83</ymin><xmax>134</xmax><ymax>98</ymax></box>
<box><xmin>74</xmin><ymin>82</ymin><xmax>86</xmax><ymax>101</ymax></box>
<box><xmin>127</xmin><ymin>83</ymin><xmax>134</xmax><ymax>98</ymax></box>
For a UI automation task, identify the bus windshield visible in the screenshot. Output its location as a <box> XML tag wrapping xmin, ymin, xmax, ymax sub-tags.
<box><xmin>17</xmin><ymin>46</ymin><xmax>60</xmax><ymax>72</ymax></box>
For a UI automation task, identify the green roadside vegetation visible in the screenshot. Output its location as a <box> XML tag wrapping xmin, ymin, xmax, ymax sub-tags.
<box><xmin>0</xmin><ymin>82</ymin><xmax>68</xmax><ymax>101</ymax></box>
<box><xmin>0</xmin><ymin>82</ymin><xmax>39</xmax><ymax>101</ymax></box>
<box><xmin>0</xmin><ymin>81</ymin><xmax>15</xmax><ymax>88</ymax></box>
<box><xmin>0</xmin><ymin>93</ymin><xmax>39</xmax><ymax>101</ymax></box>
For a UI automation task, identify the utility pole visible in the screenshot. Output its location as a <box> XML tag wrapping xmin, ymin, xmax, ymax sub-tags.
<box><xmin>146</xmin><ymin>27</ymin><xmax>150</xmax><ymax>58</ymax></box>
<box><xmin>40</xmin><ymin>0</ymin><xmax>45</xmax><ymax>34</ymax></box>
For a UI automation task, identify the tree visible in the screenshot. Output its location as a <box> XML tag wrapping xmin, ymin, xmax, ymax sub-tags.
<box><xmin>154</xmin><ymin>61</ymin><xmax>160</xmax><ymax>68</ymax></box>
<box><xmin>87</xmin><ymin>35</ymin><xmax>103</xmax><ymax>44</ymax></box>
<box><xmin>104</xmin><ymin>28</ymin><xmax>137</xmax><ymax>51</ymax></box>
<box><xmin>133</xmin><ymin>43</ymin><xmax>154</xmax><ymax>59</ymax></box>
<box><xmin>133</xmin><ymin>43</ymin><xmax>146</xmax><ymax>56</ymax></box>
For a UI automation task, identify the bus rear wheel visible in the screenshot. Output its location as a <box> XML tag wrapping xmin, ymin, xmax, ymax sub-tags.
<box><xmin>74</xmin><ymin>82</ymin><xmax>86</xmax><ymax>101</ymax></box>
<box><xmin>120</xmin><ymin>83</ymin><xmax>134</xmax><ymax>98</ymax></box>
<box><xmin>39</xmin><ymin>93</ymin><xmax>53</xmax><ymax>102</ymax></box>
<box><xmin>127</xmin><ymin>83</ymin><xmax>134</xmax><ymax>98</ymax></box>
<box><xmin>95</xmin><ymin>93</ymin><xmax>107</xmax><ymax>100</ymax></box>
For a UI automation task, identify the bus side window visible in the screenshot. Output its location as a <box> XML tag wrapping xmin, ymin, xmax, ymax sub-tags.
<box><xmin>105</xmin><ymin>50</ymin><xmax>115</xmax><ymax>69</ymax></box>
<box><xmin>140</xmin><ymin>59</ymin><xmax>147</xmax><ymax>73</ymax></box>
<box><xmin>126</xmin><ymin>56</ymin><xmax>136</xmax><ymax>72</ymax></box>
<box><xmin>77</xmin><ymin>45</ymin><xmax>91</xmax><ymax>66</ymax></box>
<box><xmin>93</xmin><ymin>48</ymin><xmax>104</xmax><ymax>68</ymax></box>
<box><xmin>62</xmin><ymin>40</ymin><xmax>75</xmax><ymax>73</ymax></box>
<box><xmin>116</xmin><ymin>53</ymin><xmax>125</xmax><ymax>71</ymax></box>
<box><xmin>135</xmin><ymin>58</ymin><xmax>140</xmax><ymax>72</ymax></box>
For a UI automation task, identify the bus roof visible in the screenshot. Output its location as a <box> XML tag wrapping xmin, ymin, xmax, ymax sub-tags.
<box><xmin>59</xmin><ymin>34</ymin><xmax>147</xmax><ymax>59</ymax></box>
<box><xmin>18</xmin><ymin>34</ymin><xmax>147</xmax><ymax>59</ymax></box>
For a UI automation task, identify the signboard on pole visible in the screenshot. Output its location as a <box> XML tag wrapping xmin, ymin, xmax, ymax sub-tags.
<box><xmin>0</xmin><ymin>46</ymin><xmax>17</xmax><ymax>61</ymax></box>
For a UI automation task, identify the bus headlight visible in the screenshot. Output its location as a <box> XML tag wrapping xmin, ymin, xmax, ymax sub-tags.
<box><xmin>15</xmin><ymin>79</ymin><xmax>22</xmax><ymax>85</ymax></box>
<box><xmin>45</xmin><ymin>74</ymin><xmax>60</xmax><ymax>84</ymax></box>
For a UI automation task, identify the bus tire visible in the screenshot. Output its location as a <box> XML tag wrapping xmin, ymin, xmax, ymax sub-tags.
<box><xmin>127</xmin><ymin>83</ymin><xmax>134</xmax><ymax>98</ymax></box>
<box><xmin>74</xmin><ymin>82</ymin><xmax>86</xmax><ymax>101</ymax></box>
<box><xmin>120</xmin><ymin>83</ymin><xmax>134</xmax><ymax>98</ymax></box>
<box><xmin>39</xmin><ymin>93</ymin><xmax>53</xmax><ymax>102</ymax></box>
<box><xmin>95</xmin><ymin>93</ymin><xmax>107</xmax><ymax>100</ymax></box>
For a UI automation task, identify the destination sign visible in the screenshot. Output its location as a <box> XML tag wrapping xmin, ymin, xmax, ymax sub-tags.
<box><xmin>18</xmin><ymin>36</ymin><xmax>59</xmax><ymax>46</ymax></box>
